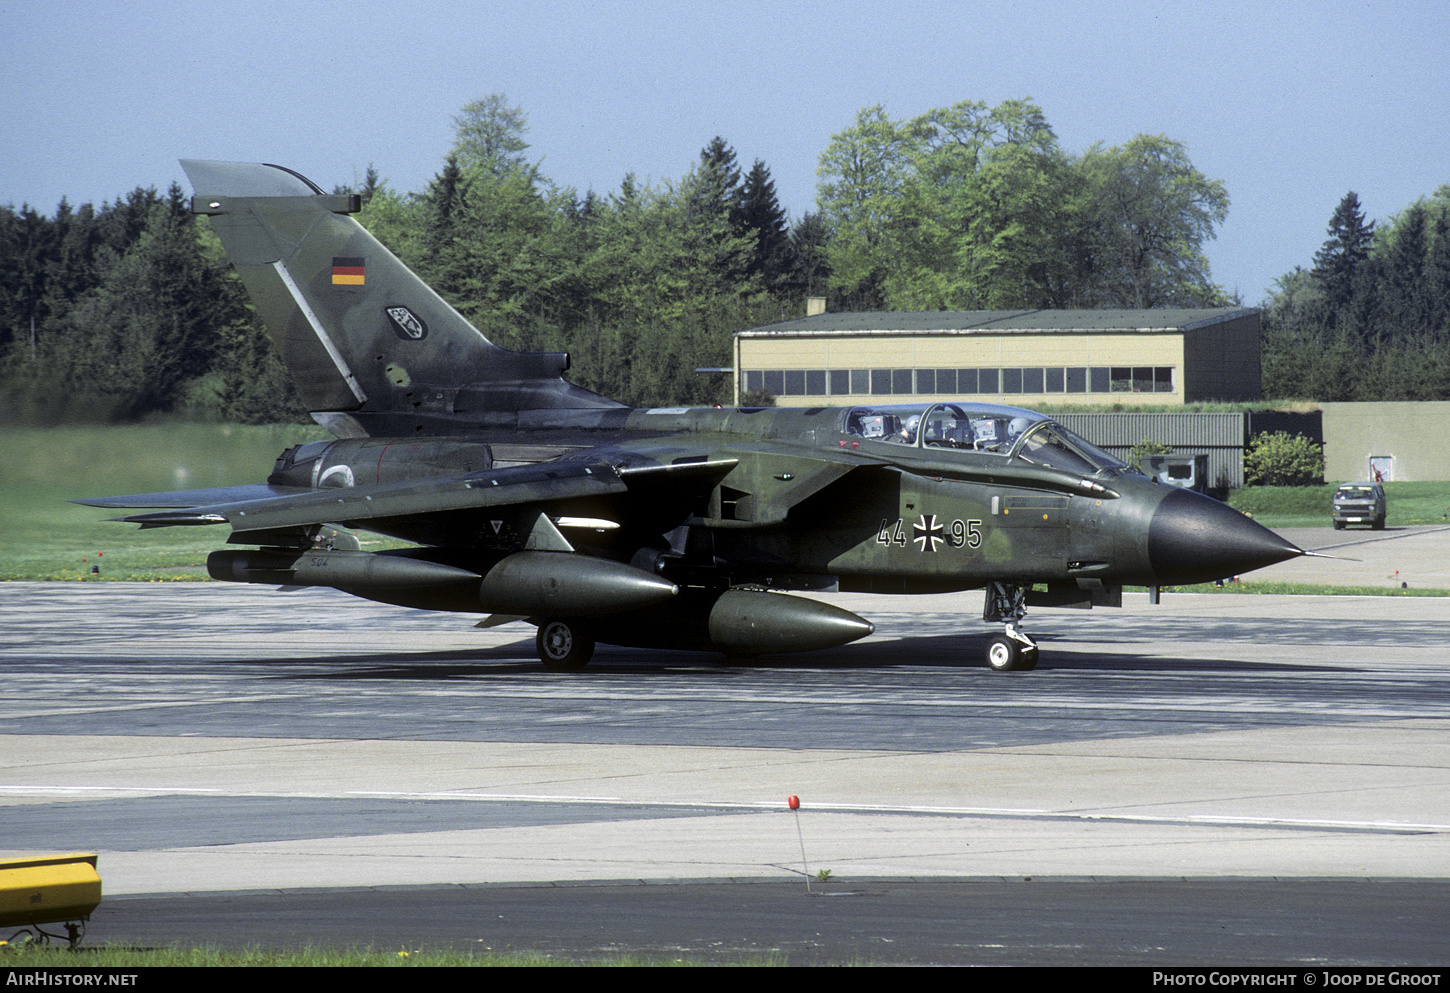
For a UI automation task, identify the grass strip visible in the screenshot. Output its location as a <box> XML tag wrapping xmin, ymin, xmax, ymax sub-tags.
<box><xmin>1</xmin><ymin>943</ymin><xmax>782</xmax><ymax>967</ymax></box>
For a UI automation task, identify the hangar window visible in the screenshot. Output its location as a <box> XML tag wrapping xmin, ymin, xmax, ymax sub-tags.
<box><xmin>742</xmin><ymin>365</ymin><xmax>1175</xmax><ymax>399</ymax></box>
<box><xmin>1108</xmin><ymin>366</ymin><xmax>1174</xmax><ymax>393</ymax></box>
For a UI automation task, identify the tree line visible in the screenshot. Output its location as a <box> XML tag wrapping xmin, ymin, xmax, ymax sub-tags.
<box><xmin>2</xmin><ymin>95</ymin><xmax>1236</xmax><ymax>423</ymax></box>
<box><xmin>0</xmin><ymin>185</ymin><xmax>294</xmax><ymax>423</ymax></box>
<box><xmin>1262</xmin><ymin>187</ymin><xmax>1450</xmax><ymax>401</ymax></box>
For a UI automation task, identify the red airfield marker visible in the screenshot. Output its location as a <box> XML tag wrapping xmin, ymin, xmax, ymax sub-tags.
<box><xmin>788</xmin><ymin>795</ymin><xmax>812</xmax><ymax>892</ymax></box>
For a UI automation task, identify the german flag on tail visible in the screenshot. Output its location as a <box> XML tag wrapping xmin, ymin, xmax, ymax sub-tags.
<box><xmin>332</xmin><ymin>257</ymin><xmax>365</xmax><ymax>286</ymax></box>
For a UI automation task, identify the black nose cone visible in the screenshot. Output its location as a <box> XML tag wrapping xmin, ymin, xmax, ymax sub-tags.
<box><xmin>1147</xmin><ymin>487</ymin><xmax>1303</xmax><ymax>585</ymax></box>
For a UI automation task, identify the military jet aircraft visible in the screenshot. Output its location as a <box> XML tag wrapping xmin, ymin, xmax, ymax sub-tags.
<box><xmin>78</xmin><ymin>159</ymin><xmax>1304</xmax><ymax>672</ymax></box>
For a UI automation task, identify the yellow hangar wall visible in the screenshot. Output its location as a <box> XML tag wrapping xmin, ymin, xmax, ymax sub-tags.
<box><xmin>735</xmin><ymin>331</ymin><xmax>1189</xmax><ymax>407</ymax></box>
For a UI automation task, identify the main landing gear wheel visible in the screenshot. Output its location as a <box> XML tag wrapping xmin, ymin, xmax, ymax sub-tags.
<box><xmin>536</xmin><ymin>618</ymin><xmax>595</xmax><ymax>671</ymax></box>
<box><xmin>986</xmin><ymin>636</ymin><xmax>1038</xmax><ymax>672</ymax></box>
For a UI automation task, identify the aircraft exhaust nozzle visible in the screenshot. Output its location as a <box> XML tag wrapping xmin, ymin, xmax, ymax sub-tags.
<box><xmin>477</xmin><ymin>551</ymin><xmax>678</xmax><ymax>616</ymax></box>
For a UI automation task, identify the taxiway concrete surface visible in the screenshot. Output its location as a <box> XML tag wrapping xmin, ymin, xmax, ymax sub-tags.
<box><xmin>2</xmin><ymin>528</ymin><xmax>1448</xmax><ymax>902</ymax></box>
<box><xmin>1258</xmin><ymin>524</ymin><xmax>1450</xmax><ymax>589</ymax></box>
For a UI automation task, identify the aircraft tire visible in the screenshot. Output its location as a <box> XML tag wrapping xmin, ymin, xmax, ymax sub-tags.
<box><xmin>537</xmin><ymin>618</ymin><xmax>595</xmax><ymax>671</ymax></box>
<box><xmin>987</xmin><ymin>636</ymin><xmax>1028</xmax><ymax>673</ymax></box>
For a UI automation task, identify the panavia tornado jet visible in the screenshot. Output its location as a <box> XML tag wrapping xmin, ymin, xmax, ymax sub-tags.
<box><xmin>77</xmin><ymin>159</ymin><xmax>1304</xmax><ymax>672</ymax></box>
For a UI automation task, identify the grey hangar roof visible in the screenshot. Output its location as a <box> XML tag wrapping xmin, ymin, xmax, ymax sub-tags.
<box><xmin>737</xmin><ymin>308</ymin><xmax>1258</xmax><ymax>337</ymax></box>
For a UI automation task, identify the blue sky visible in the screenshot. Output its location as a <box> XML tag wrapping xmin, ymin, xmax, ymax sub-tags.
<box><xmin>3</xmin><ymin>0</ymin><xmax>1446</xmax><ymax>305</ymax></box>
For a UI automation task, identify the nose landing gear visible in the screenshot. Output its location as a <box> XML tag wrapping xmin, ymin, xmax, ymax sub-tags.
<box><xmin>983</xmin><ymin>581</ymin><xmax>1038</xmax><ymax>672</ymax></box>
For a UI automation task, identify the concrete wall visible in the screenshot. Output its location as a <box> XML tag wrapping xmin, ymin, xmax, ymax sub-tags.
<box><xmin>1066</xmin><ymin>403</ymin><xmax>1450</xmax><ymax>486</ymax></box>
<box><xmin>1321</xmin><ymin>402</ymin><xmax>1450</xmax><ymax>482</ymax></box>
<box><xmin>1066</xmin><ymin>404</ymin><xmax>1450</xmax><ymax>485</ymax></box>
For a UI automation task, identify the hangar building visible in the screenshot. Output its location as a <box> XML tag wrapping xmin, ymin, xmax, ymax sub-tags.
<box><xmin>733</xmin><ymin>308</ymin><xmax>1261</xmax><ymax>407</ymax></box>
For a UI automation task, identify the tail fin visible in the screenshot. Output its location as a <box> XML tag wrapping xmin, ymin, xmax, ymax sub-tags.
<box><xmin>182</xmin><ymin>160</ymin><xmax>619</xmax><ymax>435</ymax></box>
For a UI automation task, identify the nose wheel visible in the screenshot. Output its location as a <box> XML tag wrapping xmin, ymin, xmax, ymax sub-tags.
<box><xmin>983</xmin><ymin>582</ymin><xmax>1039</xmax><ymax>672</ymax></box>
<box><xmin>987</xmin><ymin>630</ymin><xmax>1039</xmax><ymax>672</ymax></box>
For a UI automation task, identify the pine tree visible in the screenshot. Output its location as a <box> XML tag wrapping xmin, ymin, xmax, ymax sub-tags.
<box><xmin>692</xmin><ymin>136</ymin><xmax>742</xmax><ymax>222</ymax></box>
<box><xmin>1375</xmin><ymin>202</ymin><xmax>1430</xmax><ymax>345</ymax></box>
<box><xmin>1425</xmin><ymin>211</ymin><xmax>1450</xmax><ymax>338</ymax></box>
<box><xmin>0</xmin><ymin>205</ymin><xmax>56</xmax><ymax>355</ymax></box>
<box><xmin>784</xmin><ymin>212</ymin><xmax>833</xmax><ymax>302</ymax></box>
<box><xmin>1312</xmin><ymin>193</ymin><xmax>1376</xmax><ymax>316</ymax></box>
<box><xmin>420</xmin><ymin>156</ymin><xmax>467</xmax><ymax>292</ymax></box>
<box><xmin>683</xmin><ymin>138</ymin><xmax>748</xmax><ymax>288</ymax></box>
<box><xmin>738</xmin><ymin>159</ymin><xmax>792</xmax><ymax>289</ymax></box>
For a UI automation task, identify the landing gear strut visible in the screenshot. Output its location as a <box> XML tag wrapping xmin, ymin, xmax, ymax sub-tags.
<box><xmin>983</xmin><ymin>581</ymin><xmax>1038</xmax><ymax>672</ymax></box>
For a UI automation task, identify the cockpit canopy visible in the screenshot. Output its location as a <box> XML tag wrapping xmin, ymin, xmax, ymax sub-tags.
<box><xmin>841</xmin><ymin>402</ymin><xmax>1131</xmax><ymax>476</ymax></box>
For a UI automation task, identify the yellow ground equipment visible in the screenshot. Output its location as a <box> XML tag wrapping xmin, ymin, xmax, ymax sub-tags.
<box><xmin>0</xmin><ymin>853</ymin><xmax>101</xmax><ymax>947</ymax></box>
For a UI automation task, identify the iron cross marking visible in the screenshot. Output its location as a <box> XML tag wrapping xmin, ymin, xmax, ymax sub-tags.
<box><xmin>913</xmin><ymin>513</ymin><xmax>945</xmax><ymax>552</ymax></box>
